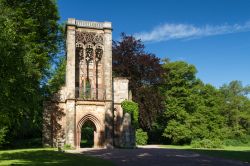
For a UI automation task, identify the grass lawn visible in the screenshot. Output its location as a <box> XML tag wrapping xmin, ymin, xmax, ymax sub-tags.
<box><xmin>0</xmin><ymin>148</ymin><xmax>115</xmax><ymax>166</ymax></box>
<box><xmin>161</xmin><ymin>145</ymin><xmax>250</xmax><ymax>163</ymax></box>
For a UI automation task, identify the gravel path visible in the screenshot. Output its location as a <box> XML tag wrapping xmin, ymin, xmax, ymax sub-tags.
<box><xmin>68</xmin><ymin>145</ymin><xmax>250</xmax><ymax>166</ymax></box>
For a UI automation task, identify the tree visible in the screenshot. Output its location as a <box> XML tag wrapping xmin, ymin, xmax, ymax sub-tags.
<box><xmin>0</xmin><ymin>0</ymin><xmax>61</xmax><ymax>145</ymax></box>
<box><xmin>46</xmin><ymin>56</ymin><xmax>66</xmax><ymax>95</ymax></box>
<box><xmin>161</xmin><ymin>60</ymin><xmax>229</xmax><ymax>145</ymax></box>
<box><xmin>160</xmin><ymin>60</ymin><xmax>198</xmax><ymax>144</ymax></box>
<box><xmin>219</xmin><ymin>81</ymin><xmax>250</xmax><ymax>137</ymax></box>
<box><xmin>113</xmin><ymin>33</ymin><xmax>164</xmax><ymax>133</ymax></box>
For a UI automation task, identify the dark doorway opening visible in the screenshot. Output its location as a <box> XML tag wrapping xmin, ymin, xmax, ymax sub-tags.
<box><xmin>80</xmin><ymin>120</ymin><xmax>96</xmax><ymax>148</ymax></box>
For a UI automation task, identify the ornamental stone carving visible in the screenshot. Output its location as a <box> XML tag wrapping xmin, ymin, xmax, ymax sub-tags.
<box><xmin>76</xmin><ymin>31</ymin><xmax>104</xmax><ymax>45</ymax></box>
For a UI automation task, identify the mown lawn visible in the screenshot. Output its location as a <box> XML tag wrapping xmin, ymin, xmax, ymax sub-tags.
<box><xmin>0</xmin><ymin>148</ymin><xmax>114</xmax><ymax>166</ymax></box>
<box><xmin>161</xmin><ymin>145</ymin><xmax>250</xmax><ymax>163</ymax></box>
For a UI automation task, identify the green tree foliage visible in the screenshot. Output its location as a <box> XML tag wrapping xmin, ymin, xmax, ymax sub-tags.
<box><xmin>160</xmin><ymin>60</ymin><xmax>200</xmax><ymax>144</ymax></box>
<box><xmin>0</xmin><ymin>0</ymin><xmax>61</xmax><ymax>145</ymax></box>
<box><xmin>47</xmin><ymin>56</ymin><xmax>66</xmax><ymax>95</ymax></box>
<box><xmin>0</xmin><ymin>127</ymin><xmax>7</xmax><ymax>147</ymax></box>
<box><xmin>81</xmin><ymin>121</ymin><xmax>95</xmax><ymax>148</ymax></box>
<box><xmin>160</xmin><ymin>60</ymin><xmax>250</xmax><ymax>147</ymax></box>
<box><xmin>113</xmin><ymin>33</ymin><xmax>164</xmax><ymax>133</ymax></box>
<box><xmin>219</xmin><ymin>81</ymin><xmax>250</xmax><ymax>137</ymax></box>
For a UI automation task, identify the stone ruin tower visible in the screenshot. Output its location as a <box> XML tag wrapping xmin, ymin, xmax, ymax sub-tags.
<box><xmin>43</xmin><ymin>18</ymin><xmax>135</xmax><ymax>149</ymax></box>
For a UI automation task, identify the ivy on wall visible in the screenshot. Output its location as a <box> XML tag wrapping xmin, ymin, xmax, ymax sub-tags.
<box><xmin>121</xmin><ymin>100</ymin><xmax>139</xmax><ymax>127</ymax></box>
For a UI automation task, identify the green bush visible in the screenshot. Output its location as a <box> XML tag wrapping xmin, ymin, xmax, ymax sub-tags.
<box><xmin>121</xmin><ymin>100</ymin><xmax>139</xmax><ymax>127</ymax></box>
<box><xmin>223</xmin><ymin>135</ymin><xmax>250</xmax><ymax>146</ymax></box>
<box><xmin>136</xmin><ymin>128</ymin><xmax>148</xmax><ymax>145</ymax></box>
<box><xmin>191</xmin><ymin>139</ymin><xmax>224</xmax><ymax>149</ymax></box>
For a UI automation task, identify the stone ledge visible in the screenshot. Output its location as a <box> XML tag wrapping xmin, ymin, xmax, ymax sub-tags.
<box><xmin>67</xmin><ymin>18</ymin><xmax>112</xmax><ymax>30</ymax></box>
<box><xmin>76</xmin><ymin>100</ymin><xmax>106</xmax><ymax>106</ymax></box>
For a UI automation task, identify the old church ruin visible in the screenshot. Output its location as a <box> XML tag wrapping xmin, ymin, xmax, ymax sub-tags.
<box><xmin>43</xmin><ymin>18</ymin><xmax>135</xmax><ymax>149</ymax></box>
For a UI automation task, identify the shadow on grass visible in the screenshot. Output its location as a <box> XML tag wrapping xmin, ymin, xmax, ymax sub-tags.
<box><xmin>5</xmin><ymin>138</ymin><xmax>43</xmax><ymax>150</ymax></box>
<box><xmin>187</xmin><ymin>149</ymin><xmax>250</xmax><ymax>163</ymax></box>
<box><xmin>0</xmin><ymin>149</ymin><xmax>114</xmax><ymax>166</ymax></box>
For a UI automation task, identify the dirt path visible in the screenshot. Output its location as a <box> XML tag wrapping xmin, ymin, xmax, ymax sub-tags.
<box><xmin>68</xmin><ymin>145</ymin><xmax>250</xmax><ymax>166</ymax></box>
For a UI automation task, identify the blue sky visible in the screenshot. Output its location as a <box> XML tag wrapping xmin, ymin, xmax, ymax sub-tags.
<box><xmin>58</xmin><ymin>0</ymin><xmax>250</xmax><ymax>88</ymax></box>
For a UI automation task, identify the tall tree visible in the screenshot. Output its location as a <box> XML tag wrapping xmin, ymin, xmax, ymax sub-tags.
<box><xmin>113</xmin><ymin>33</ymin><xmax>164</xmax><ymax>132</ymax></box>
<box><xmin>0</xmin><ymin>0</ymin><xmax>61</xmax><ymax>144</ymax></box>
<box><xmin>219</xmin><ymin>81</ymin><xmax>250</xmax><ymax>136</ymax></box>
<box><xmin>160</xmin><ymin>60</ymin><xmax>199</xmax><ymax>144</ymax></box>
<box><xmin>161</xmin><ymin>60</ymin><xmax>228</xmax><ymax>144</ymax></box>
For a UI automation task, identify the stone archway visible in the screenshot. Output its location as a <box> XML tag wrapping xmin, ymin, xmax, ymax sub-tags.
<box><xmin>76</xmin><ymin>114</ymin><xmax>104</xmax><ymax>148</ymax></box>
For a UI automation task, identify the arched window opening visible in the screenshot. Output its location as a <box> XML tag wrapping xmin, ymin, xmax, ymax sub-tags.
<box><xmin>75</xmin><ymin>32</ymin><xmax>105</xmax><ymax>100</ymax></box>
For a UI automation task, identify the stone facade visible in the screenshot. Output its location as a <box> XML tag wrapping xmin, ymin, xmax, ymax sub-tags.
<box><xmin>43</xmin><ymin>18</ymin><xmax>135</xmax><ymax>149</ymax></box>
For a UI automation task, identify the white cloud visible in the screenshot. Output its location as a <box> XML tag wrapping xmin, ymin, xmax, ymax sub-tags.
<box><xmin>134</xmin><ymin>21</ymin><xmax>250</xmax><ymax>42</ymax></box>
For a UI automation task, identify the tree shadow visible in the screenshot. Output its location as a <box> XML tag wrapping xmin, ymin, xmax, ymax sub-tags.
<box><xmin>0</xmin><ymin>149</ymin><xmax>114</xmax><ymax>166</ymax></box>
<box><xmin>43</xmin><ymin>92</ymin><xmax>66</xmax><ymax>147</ymax></box>
<box><xmin>78</xmin><ymin>147</ymin><xmax>250</xmax><ymax>166</ymax></box>
<box><xmin>188</xmin><ymin>148</ymin><xmax>250</xmax><ymax>163</ymax></box>
<box><xmin>0</xmin><ymin>150</ymin><xmax>72</xmax><ymax>165</ymax></box>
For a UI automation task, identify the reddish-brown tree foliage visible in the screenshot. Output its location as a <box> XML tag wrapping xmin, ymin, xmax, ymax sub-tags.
<box><xmin>113</xmin><ymin>33</ymin><xmax>164</xmax><ymax>132</ymax></box>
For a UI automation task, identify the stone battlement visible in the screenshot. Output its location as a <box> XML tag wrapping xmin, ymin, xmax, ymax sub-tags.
<box><xmin>67</xmin><ymin>18</ymin><xmax>112</xmax><ymax>30</ymax></box>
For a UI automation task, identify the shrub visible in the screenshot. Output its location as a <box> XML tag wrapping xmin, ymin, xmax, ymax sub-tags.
<box><xmin>223</xmin><ymin>135</ymin><xmax>250</xmax><ymax>146</ymax></box>
<box><xmin>191</xmin><ymin>139</ymin><xmax>224</xmax><ymax>149</ymax></box>
<box><xmin>136</xmin><ymin>128</ymin><xmax>148</xmax><ymax>145</ymax></box>
<box><xmin>121</xmin><ymin>100</ymin><xmax>139</xmax><ymax>127</ymax></box>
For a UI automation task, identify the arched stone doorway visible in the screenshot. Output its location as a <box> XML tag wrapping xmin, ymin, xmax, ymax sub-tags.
<box><xmin>76</xmin><ymin>114</ymin><xmax>103</xmax><ymax>148</ymax></box>
<box><xmin>80</xmin><ymin>120</ymin><xmax>96</xmax><ymax>147</ymax></box>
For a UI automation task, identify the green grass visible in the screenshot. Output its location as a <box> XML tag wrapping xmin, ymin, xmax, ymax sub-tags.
<box><xmin>0</xmin><ymin>148</ymin><xmax>115</xmax><ymax>166</ymax></box>
<box><xmin>161</xmin><ymin>145</ymin><xmax>250</xmax><ymax>163</ymax></box>
<box><xmin>80</xmin><ymin>139</ymin><xmax>93</xmax><ymax>148</ymax></box>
